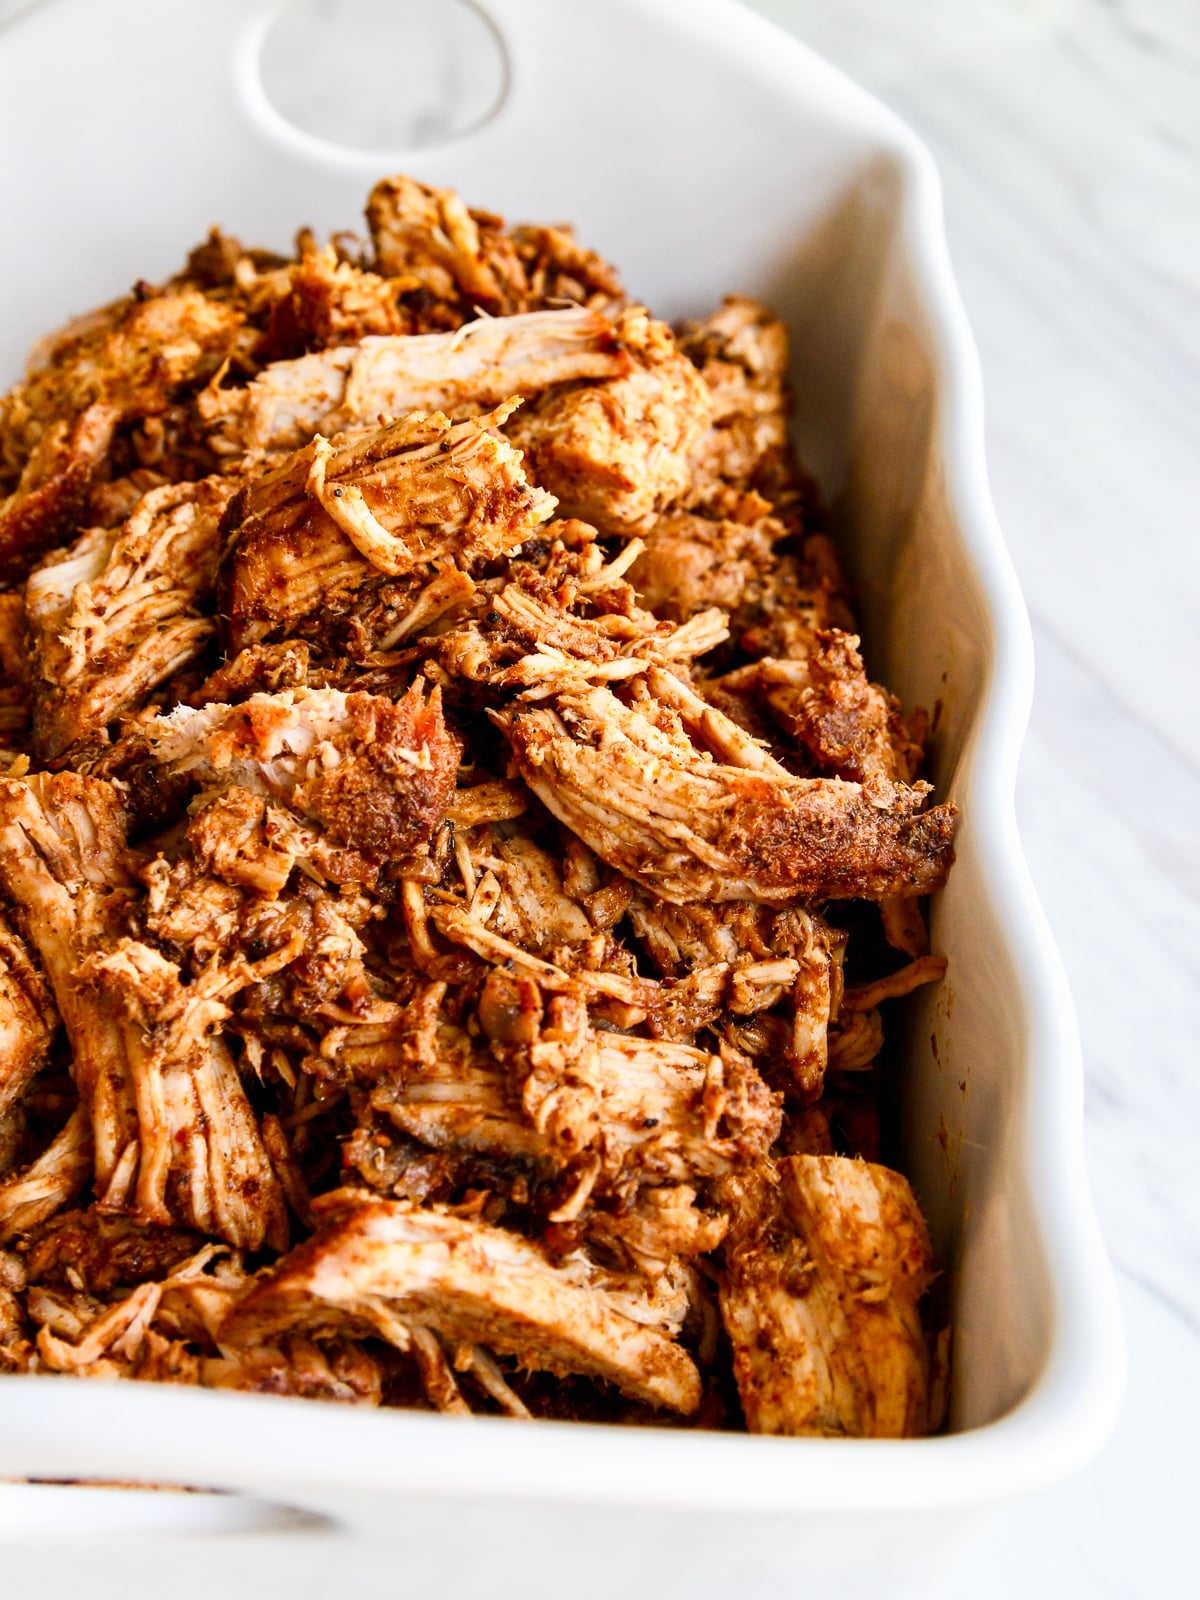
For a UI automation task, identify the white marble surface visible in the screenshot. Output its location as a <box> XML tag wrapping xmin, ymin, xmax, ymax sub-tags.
<box><xmin>746</xmin><ymin>2</ymin><xmax>1199</xmax><ymax>1594</ymax></box>
<box><xmin>1</xmin><ymin>0</ymin><xmax>1196</xmax><ymax>1594</ymax></box>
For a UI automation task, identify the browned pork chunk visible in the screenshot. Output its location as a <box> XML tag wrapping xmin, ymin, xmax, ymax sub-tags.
<box><xmin>126</xmin><ymin>681</ymin><xmax>459</xmax><ymax>880</ymax></box>
<box><xmin>0</xmin><ymin>404</ymin><xmax>117</xmax><ymax>583</ymax></box>
<box><xmin>223</xmin><ymin>1194</ymin><xmax>702</xmax><ymax>1414</ymax></box>
<box><xmin>678</xmin><ymin>295</ymin><xmax>798</xmax><ymax>503</ymax></box>
<box><xmin>186</xmin><ymin>639</ymin><xmax>316</xmax><ymax>707</ymax></box>
<box><xmin>198</xmin><ymin>1335</ymin><xmax>383</xmax><ymax>1404</ymax></box>
<box><xmin>219</xmin><ymin>404</ymin><xmax>555</xmax><ymax>650</ymax></box>
<box><xmin>21</xmin><ymin>1206</ymin><xmax>204</xmax><ymax>1292</ymax></box>
<box><xmin>744</xmin><ymin>630</ymin><xmax>923</xmax><ymax>784</ymax></box>
<box><xmin>0</xmin><ymin>288</ymin><xmax>242</xmax><ymax>485</ymax></box>
<box><xmin>720</xmin><ymin>1156</ymin><xmax>934</xmax><ymax>1436</ymax></box>
<box><xmin>0</xmin><ymin>591</ymin><xmax>30</xmax><ymax>747</ymax></box>
<box><xmin>630</xmin><ymin>504</ymin><xmax>786</xmax><ymax>622</ymax></box>
<box><xmin>498</xmin><ymin>669</ymin><xmax>955</xmax><ymax>904</ymax></box>
<box><xmin>25</xmin><ymin>476</ymin><xmax>236</xmax><ymax>760</ymax></box>
<box><xmin>0</xmin><ymin>910</ymin><xmax>57</xmax><ymax>1118</ymax></box>
<box><xmin>0</xmin><ymin>773</ymin><xmax>286</xmax><ymax>1250</ymax></box>
<box><xmin>508</xmin><ymin>307</ymin><xmax>713</xmax><ymax>535</ymax></box>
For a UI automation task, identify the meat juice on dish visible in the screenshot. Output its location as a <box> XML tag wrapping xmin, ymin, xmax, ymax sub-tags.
<box><xmin>0</xmin><ymin>175</ymin><xmax>953</xmax><ymax>1434</ymax></box>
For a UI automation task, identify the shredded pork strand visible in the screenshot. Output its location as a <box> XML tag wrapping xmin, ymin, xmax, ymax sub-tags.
<box><xmin>200</xmin><ymin>308</ymin><xmax>630</xmax><ymax>464</ymax></box>
<box><xmin>0</xmin><ymin>1108</ymin><xmax>93</xmax><ymax>1243</ymax></box>
<box><xmin>219</xmin><ymin>402</ymin><xmax>556</xmax><ymax>651</ymax></box>
<box><xmin>497</xmin><ymin>676</ymin><xmax>955</xmax><ymax>904</ymax></box>
<box><xmin>719</xmin><ymin>1157</ymin><xmax>934</xmax><ymax>1436</ymax></box>
<box><xmin>223</xmin><ymin>1195</ymin><xmax>701</xmax><ymax>1414</ymax></box>
<box><xmin>0</xmin><ymin>774</ymin><xmax>286</xmax><ymax>1249</ymax></box>
<box><xmin>0</xmin><ymin>170</ymin><xmax>953</xmax><ymax>1436</ymax></box>
<box><xmin>26</xmin><ymin>476</ymin><xmax>236</xmax><ymax>760</ymax></box>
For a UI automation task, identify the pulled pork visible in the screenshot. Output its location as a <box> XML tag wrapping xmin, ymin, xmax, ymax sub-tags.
<box><xmin>0</xmin><ymin>173</ymin><xmax>953</xmax><ymax>1436</ymax></box>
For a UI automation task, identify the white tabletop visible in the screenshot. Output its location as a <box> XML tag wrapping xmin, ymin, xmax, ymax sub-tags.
<box><xmin>749</xmin><ymin>3</ymin><xmax>1196</xmax><ymax>1595</ymax></box>
<box><xmin>1</xmin><ymin>1</ymin><xmax>1195</xmax><ymax>1594</ymax></box>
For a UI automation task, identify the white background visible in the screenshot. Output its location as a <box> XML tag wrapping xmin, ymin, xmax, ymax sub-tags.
<box><xmin>1</xmin><ymin>0</ymin><xmax>1197</xmax><ymax>1594</ymax></box>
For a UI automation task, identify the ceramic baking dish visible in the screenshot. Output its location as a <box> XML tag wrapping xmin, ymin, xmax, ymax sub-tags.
<box><xmin>0</xmin><ymin>0</ymin><xmax>1122</xmax><ymax>1590</ymax></box>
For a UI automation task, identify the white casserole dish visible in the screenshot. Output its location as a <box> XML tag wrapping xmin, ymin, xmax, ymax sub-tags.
<box><xmin>0</xmin><ymin>0</ymin><xmax>1123</xmax><ymax>1589</ymax></box>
